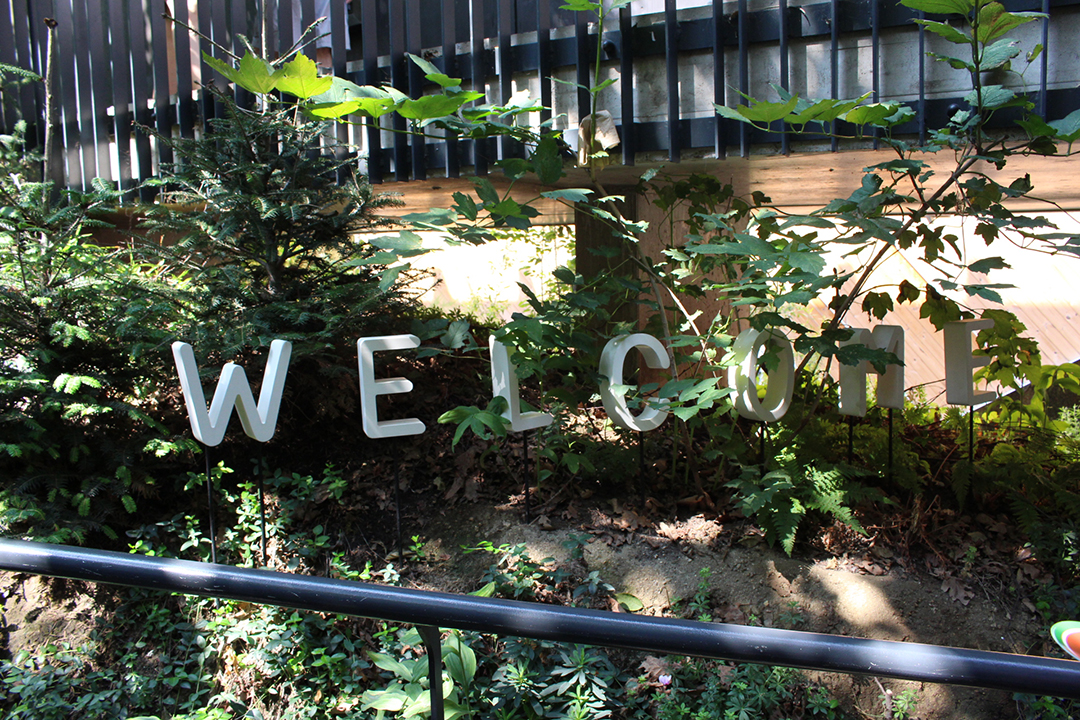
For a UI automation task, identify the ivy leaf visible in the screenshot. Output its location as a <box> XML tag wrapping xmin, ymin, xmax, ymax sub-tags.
<box><xmin>277</xmin><ymin>54</ymin><xmax>332</xmax><ymax>99</ymax></box>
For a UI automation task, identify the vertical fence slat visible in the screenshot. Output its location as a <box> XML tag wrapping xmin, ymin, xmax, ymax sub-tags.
<box><xmin>230</xmin><ymin>0</ymin><xmax>254</xmax><ymax>109</ymax></box>
<box><xmin>574</xmin><ymin>7</ymin><xmax>589</xmax><ymax>162</ymax></box>
<box><xmin>441</xmin><ymin>0</ymin><xmax>460</xmax><ymax>177</ymax></box>
<box><xmin>172</xmin><ymin>0</ymin><xmax>194</xmax><ymax>144</ymax></box>
<box><xmin>778</xmin><ymin>0</ymin><xmax>789</xmax><ymax>155</ymax></box>
<box><xmin>537</xmin><ymin>0</ymin><xmax>551</xmax><ymax>127</ymax></box>
<box><xmin>0</xmin><ymin>2</ymin><xmax>11</xmax><ymax>130</ymax></box>
<box><xmin>620</xmin><ymin>2</ymin><xmax>634</xmax><ymax>165</ymax></box>
<box><xmin>72</xmin><ymin>0</ymin><xmax>100</xmax><ymax>183</ymax></box>
<box><xmin>11</xmin><ymin>0</ymin><xmax>40</xmax><ymax>149</ymax></box>
<box><xmin>737</xmin><ymin>0</ymin><xmax>748</xmax><ymax>157</ymax></box>
<box><xmin>148</xmin><ymin>0</ymin><xmax>172</xmax><ymax>169</ymax></box>
<box><xmin>871</xmin><ymin>0</ymin><xmax>880</xmax><ymax>148</ymax></box>
<box><xmin>470</xmin><ymin>0</ymin><xmax>488</xmax><ymax>174</ymax></box>
<box><xmin>331</xmin><ymin>0</ymin><xmax>349</xmax><ymax>181</ymax></box>
<box><xmin>918</xmin><ymin>10</ymin><xmax>926</xmax><ymax>144</ymax></box>
<box><xmin>711</xmin><ymin>0</ymin><xmax>724</xmax><ymax>160</ymax></box>
<box><xmin>389</xmin><ymin>0</ymin><xmax>408</xmax><ymax>180</ymax></box>
<box><xmin>131</xmin><ymin>0</ymin><xmax>155</xmax><ymax>199</ymax></box>
<box><xmin>407</xmin><ymin>0</ymin><xmax>425</xmax><ymax>180</ymax></box>
<box><xmin>87</xmin><ymin>0</ymin><xmax>113</xmax><ymax>182</ymax></box>
<box><xmin>829</xmin><ymin>0</ymin><xmax>838</xmax><ymax>152</ymax></box>
<box><xmin>498</xmin><ymin>0</ymin><xmax>515</xmax><ymax>160</ymax></box>
<box><xmin>197</xmin><ymin>0</ymin><xmax>214</xmax><ymax>127</ymax></box>
<box><xmin>0</xmin><ymin>1</ymin><xmax>17</xmax><ymax>131</ymax></box>
<box><xmin>361</xmin><ymin>0</ymin><xmax>383</xmax><ymax>182</ymax></box>
<box><xmin>278</xmin><ymin>0</ymin><xmax>293</xmax><ymax>56</ymax></box>
<box><xmin>1039</xmin><ymin>0</ymin><xmax>1049</xmax><ymax>118</ymax></box>
<box><xmin>109</xmin><ymin>0</ymin><xmax>134</xmax><ymax>194</ymax></box>
<box><xmin>209</xmin><ymin>0</ymin><xmax>229</xmax><ymax>121</ymax></box>
<box><xmin>665</xmin><ymin>0</ymin><xmax>679</xmax><ymax>162</ymax></box>
<box><xmin>54</xmin><ymin>0</ymin><xmax>83</xmax><ymax>188</ymax></box>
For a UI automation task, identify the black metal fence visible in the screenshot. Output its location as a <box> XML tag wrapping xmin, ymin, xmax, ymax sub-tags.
<box><xmin>2</xmin><ymin>537</ymin><xmax>1080</xmax><ymax>719</ymax></box>
<box><xmin>2</xmin><ymin>0</ymin><xmax>1079</xmax><ymax>195</ymax></box>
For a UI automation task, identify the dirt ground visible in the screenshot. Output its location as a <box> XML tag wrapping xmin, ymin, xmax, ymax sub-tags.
<box><xmin>0</xmin><ymin>486</ymin><xmax>1063</xmax><ymax>720</ymax></box>
<box><xmin>411</xmin><ymin>498</ymin><xmax>1050</xmax><ymax>720</ymax></box>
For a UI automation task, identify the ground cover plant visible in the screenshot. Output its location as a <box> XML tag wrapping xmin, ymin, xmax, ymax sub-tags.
<box><xmin>4</xmin><ymin>0</ymin><xmax>1080</xmax><ymax>717</ymax></box>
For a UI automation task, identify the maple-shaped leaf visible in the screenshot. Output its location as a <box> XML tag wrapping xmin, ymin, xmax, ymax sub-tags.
<box><xmin>277</xmin><ymin>54</ymin><xmax>332</xmax><ymax>99</ymax></box>
<box><xmin>941</xmin><ymin>575</ymin><xmax>974</xmax><ymax>605</ymax></box>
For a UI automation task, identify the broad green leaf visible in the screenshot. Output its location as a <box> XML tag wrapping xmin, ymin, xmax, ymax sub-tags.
<box><xmin>212</xmin><ymin>52</ymin><xmax>284</xmax><ymax>95</ymax></box>
<box><xmin>371</xmin><ymin>230</ymin><xmax>427</xmax><ymax>255</ymax></box>
<box><xmin>899</xmin><ymin>0</ymin><xmax>974</xmax><ymax>14</ymax></box>
<box><xmin>1049</xmin><ymin>108</ymin><xmax>1080</xmax><ymax>142</ymax></box>
<box><xmin>928</xmin><ymin>51</ymin><xmax>974</xmax><ymax>72</ymax></box>
<box><xmin>976</xmin><ymin>4</ymin><xmax>1042</xmax><ymax>44</ymax></box>
<box><xmin>967</xmin><ymin>256</ymin><xmax>1009</xmax><ymax>274</ymax></box>
<box><xmin>914</xmin><ymin>19</ymin><xmax>970</xmax><ymax>45</ymax></box>
<box><xmin>965</xmin><ymin>85</ymin><xmax>1015</xmax><ymax>109</ymax></box>
<box><xmin>542</xmin><ymin>188</ymin><xmax>594</xmax><ymax>203</ymax></box>
<box><xmin>401</xmin><ymin>208</ymin><xmax>457</xmax><ymax>227</ymax></box>
<box><xmin>304</xmin><ymin>100</ymin><xmax>364</xmax><ymax>119</ymax></box>
<box><xmin>845</xmin><ymin>103</ymin><xmax>908</xmax><ymax>127</ymax></box>
<box><xmin>979</xmin><ymin>39</ymin><xmax>1021</xmax><ymax>71</ymax></box>
<box><xmin>472</xmin><ymin>178</ymin><xmax>500</xmax><ymax>206</ymax></box>
<box><xmin>471</xmin><ymin>581</ymin><xmax>496</xmax><ymax>597</ymax></box>
<box><xmin>277</xmin><ymin>54</ymin><xmax>332</xmax><ymax>99</ymax></box>
<box><xmin>532</xmin><ymin>134</ymin><xmax>566</xmax><ymax>185</ymax></box>
<box><xmin>397</xmin><ymin>94</ymin><xmax>468</xmax><ymax>120</ymax></box>
<box><xmin>738</xmin><ymin>95</ymin><xmax>800</xmax><ymax>124</ymax></box>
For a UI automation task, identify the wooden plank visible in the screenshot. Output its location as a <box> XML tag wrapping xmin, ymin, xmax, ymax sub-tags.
<box><xmin>108</xmin><ymin>0</ymin><xmax>134</xmax><ymax>193</ymax></box>
<box><xmin>87</xmin><ymin>0</ymin><xmax>112</xmax><ymax>182</ymax></box>
<box><xmin>71</xmin><ymin>0</ymin><xmax>100</xmax><ymax>183</ymax></box>
<box><xmin>371</xmin><ymin>176</ymin><xmax>574</xmax><ymax>226</ymax></box>
<box><xmin>54</xmin><ymin>0</ymin><xmax>83</xmax><ymax>187</ymax></box>
<box><xmin>130</xmin><ymin>0</ymin><xmax>154</xmax><ymax>199</ymax></box>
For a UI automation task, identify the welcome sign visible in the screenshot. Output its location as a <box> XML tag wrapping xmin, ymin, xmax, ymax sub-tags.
<box><xmin>171</xmin><ymin>318</ymin><xmax>995</xmax><ymax>445</ymax></box>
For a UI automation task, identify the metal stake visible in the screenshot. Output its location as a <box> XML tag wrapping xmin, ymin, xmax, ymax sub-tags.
<box><xmin>760</xmin><ymin>423</ymin><xmax>767</xmax><ymax>471</ymax></box>
<box><xmin>523</xmin><ymin>430</ymin><xmax>531</xmax><ymax>521</ymax></box>
<box><xmin>969</xmin><ymin>406</ymin><xmax>975</xmax><ymax>463</ymax></box>
<box><xmin>394</xmin><ymin>464</ymin><xmax>403</xmax><ymax>563</ymax></box>
<box><xmin>887</xmin><ymin>408</ymin><xmax>894</xmax><ymax>482</ymax></box>
<box><xmin>258</xmin><ymin>471</ymin><xmax>267</xmax><ymax>565</ymax></box>
<box><xmin>847</xmin><ymin>416</ymin><xmax>854</xmax><ymax>465</ymax></box>
<box><xmin>205</xmin><ymin>449</ymin><xmax>217</xmax><ymax>564</ymax></box>
<box><xmin>639</xmin><ymin>429</ymin><xmax>645</xmax><ymax>482</ymax></box>
<box><xmin>417</xmin><ymin>625</ymin><xmax>445</xmax><ymax>720</ymax></box>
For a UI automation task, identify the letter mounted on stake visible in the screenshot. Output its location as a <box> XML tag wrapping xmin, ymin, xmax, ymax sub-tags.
<box><xmin>599</xmin><ymin>333</ymin><xmax>670</xmax><ymax>432</ymax></box>
<box><xmin>728</xmin><ymin>329</ymin><xmax>795</xmax><ymax>423</ymax></box>
<box><xmin>171</xmin><ymin>340</ymin><xmax>292</xmax><ymax>446</ymax></box>
<box><xmin>944</xmin><ymin>319</ymin><xmax>995</xmax><ymax>406</ymax></box>
<box><xmin>490</xmin><ymin>337</ymin><xmax>553</xmax><ymax>432</ymax></box>
<box><xmin>838</xmin><ymin>325</ymin><xmax>905</xmax><ymax>417</ymax></box>
<box><xmin>357</xmin><ymin>335</ymin><xmax>426</xmax><ymax>439</ymax></box>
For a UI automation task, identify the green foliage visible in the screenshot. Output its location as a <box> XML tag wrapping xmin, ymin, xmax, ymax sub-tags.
<box><xmin>144</xmin><ymin>83</ymin><xmax>411</xmax><ymax>360</ymax></box>
<box><xmin>0</xmin><ymin>128</ymin><xmax>193</xmax><ymax>541</ymax></box>
<box><xmin>727</xmin><ymin>463</ymin><xmax>884</xmax><ymax>555</ymax></box>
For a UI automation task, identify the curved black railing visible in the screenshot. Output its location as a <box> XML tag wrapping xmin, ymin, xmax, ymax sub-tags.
<box><xmin>1</xmin><ymin>537</ymin><xmax>1079</xmax><ymax>719</ymax></box>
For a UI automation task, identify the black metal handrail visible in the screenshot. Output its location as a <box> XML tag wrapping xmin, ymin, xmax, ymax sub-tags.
<box><xmin>2</xmin><ymin>537</ymin><xmax>1079</xmax><ymax>718</ymax></box>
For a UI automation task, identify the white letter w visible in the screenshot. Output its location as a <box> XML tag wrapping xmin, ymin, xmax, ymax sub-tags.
<box><xmin>171</xmin><ymin>340</ymin><xmax>292</xmax><ymax>446</ymax></box>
